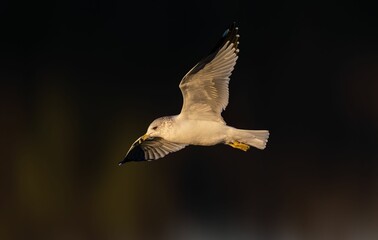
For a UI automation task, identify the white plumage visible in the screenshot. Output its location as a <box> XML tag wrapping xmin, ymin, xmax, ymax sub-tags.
<box><xmin>119</xmin><ymin>23</ymin><xmax>269</xmax><ymax>164</ymax></box>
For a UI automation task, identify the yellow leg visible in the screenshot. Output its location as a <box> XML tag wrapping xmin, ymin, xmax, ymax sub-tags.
<box><xmin>228</xmin><ymin>141</ymin><xmax>250</xmax><ymax>151</ymax></box>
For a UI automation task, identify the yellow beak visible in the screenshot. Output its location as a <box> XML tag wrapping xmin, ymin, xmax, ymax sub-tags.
<box><xmin>135</xmin><ymin>134</ymin><xmax>150</xmax><ymax>145</ymax></box>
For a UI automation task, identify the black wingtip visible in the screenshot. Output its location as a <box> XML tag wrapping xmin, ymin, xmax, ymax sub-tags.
<box><xmin>212</xmin><ymin>22</ymin><xmax>239</xmax><ymax>53</ymax></box>
<box><xmin>227</xmin><ymin>22</ymin><xmax>239</xmax><ymax>49</ymax></box>
<box><xmin>118</xmin><ymin>155</ymin><xmax>135</xmax><ymax>166</ymax></box>
<box><xmin>187</xmin><ymin>23</ymin><xmax>240</xmax><ymax>76</ymax></box>
<box><xmin>227</xmin><ymin>22</ymin><xmax>237</xmax><ymax>34</ymax></box>
<box><xmin>222</xmin><ymin>22</ymin><xmax>234</xmax><ymax>37</ymax></box>
<box><xmin>118</xmin><ymin>157</ymin><xmax>128</xmax><ymax>166</ymax></box>
<box><xmin>119</xmin><ymin>141</ymin><xmax>147</xmax><ymax>165</ymax></box>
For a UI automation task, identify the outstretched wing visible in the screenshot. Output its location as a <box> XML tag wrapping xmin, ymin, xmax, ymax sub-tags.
<box><xmin>179</xmin><ymin>23</ymin><xmax>240</xmax><ymax>123</ymax></box>
<box><xmin>119</xmin><ymin>137</ymin><xmax>187</xmax><ymax>164</ymax></box>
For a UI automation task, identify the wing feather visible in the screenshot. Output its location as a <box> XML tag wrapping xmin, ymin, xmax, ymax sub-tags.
<box><xmin>119</xmin><ymin>137</ymin><xmax>187</xmax><ymax>164</ymax></box>
<box><xmin>179</xmin><ymin>23</ymin><xmax>240</xmax><ymax>122</ymax></box>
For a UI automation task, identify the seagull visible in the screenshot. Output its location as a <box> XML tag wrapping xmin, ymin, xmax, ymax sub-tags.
<box><xmin>119</xmin><ymin>23</ymin><xmax>269</xmax><ymax>165</ymax></box>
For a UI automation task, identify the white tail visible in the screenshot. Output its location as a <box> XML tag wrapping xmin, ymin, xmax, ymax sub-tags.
<box><xmin>233</xmin><ymin>129</ymin><xmax>270</xmax><ymax>150</ymax></box>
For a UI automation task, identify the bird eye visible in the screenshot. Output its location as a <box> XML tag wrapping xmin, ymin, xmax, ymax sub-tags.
<box><xmin>152</xmin><ymin>126</ymin><xmax>158</xmax><ymax>130</ymax></box>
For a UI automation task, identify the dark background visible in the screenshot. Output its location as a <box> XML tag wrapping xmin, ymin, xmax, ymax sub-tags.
<box><xmin>1</xmin><ymin>0</ymin><xmax>378</xmax><ymax>239</ymax></box>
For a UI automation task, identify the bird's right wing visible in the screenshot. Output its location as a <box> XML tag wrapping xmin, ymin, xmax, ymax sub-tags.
<box><xmin>119</xmin><ymin>137</ymin><xmax>187</xmax><ymax>164</ymax></box>
<box><xmin>179</xmin><ymin>23</ymin><xmax>240</xmax><ymax>122</ymax></box>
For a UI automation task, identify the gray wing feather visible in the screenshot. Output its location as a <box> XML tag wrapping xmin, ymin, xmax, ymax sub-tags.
<box><xmin>179</xmin><ymin>24</ymin><xmax>240</xmax><ymax>122</ymax></box>
<box><xmin>120</xmin><ymin>137</ymin><xmax>187</xmax><ymax>164</ymax></box>
<box><xmin>142</xmin><ymin>138</ymin><xmax>186</xmax><ymax>161</ymax></box>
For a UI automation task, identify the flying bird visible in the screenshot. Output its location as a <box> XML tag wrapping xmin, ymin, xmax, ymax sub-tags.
<box><xmin>119</xmin><ymin>23</ymin><xmax>269</xmax><ymax>165</ymax></box>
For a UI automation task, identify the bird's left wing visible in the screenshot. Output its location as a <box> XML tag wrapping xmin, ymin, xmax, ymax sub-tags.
<box><xmin>179</xmin><ymin>23</ymin><xmax>240</xmax><ymax>122</ymax></box>
<box><xmin>119</xmin><ymin>137</ymin><xmax>187</xmax><ymax>164</ymax></box>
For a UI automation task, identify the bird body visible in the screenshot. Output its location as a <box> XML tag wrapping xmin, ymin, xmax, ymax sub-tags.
<box><xmin>157</xmin><ymin>116</ymin><xmax>228</xmax><ymax>146</ymax></box>
<box><xmin>119</xmin><ymin>23</ymin><xmax>269</xmax><ymax>164</ymax></box>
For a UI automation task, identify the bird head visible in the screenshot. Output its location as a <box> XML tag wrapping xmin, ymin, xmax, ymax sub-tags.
<box><xmin>145</xmin><ymin>117</ymin><xmax>168</xmax><ymax>138</ymax></box>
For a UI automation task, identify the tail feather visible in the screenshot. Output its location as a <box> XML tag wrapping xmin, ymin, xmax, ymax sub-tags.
<box><xmin>234</xmin><ymin>129</ymin><xmax>269</xmax><ymax>150</ymax></box>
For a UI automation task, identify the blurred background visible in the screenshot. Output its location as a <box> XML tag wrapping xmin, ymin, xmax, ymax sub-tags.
<box><xmin>1</xmin><ymin>0</ymin><xmax>378</xmax><ymax>239</ymax></box>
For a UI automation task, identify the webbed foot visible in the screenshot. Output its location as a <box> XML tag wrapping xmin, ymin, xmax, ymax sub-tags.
<box><xmin>227</xmin><ymin>141</ymin><xmax>250</xmax><ymax>151</ymax></box>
